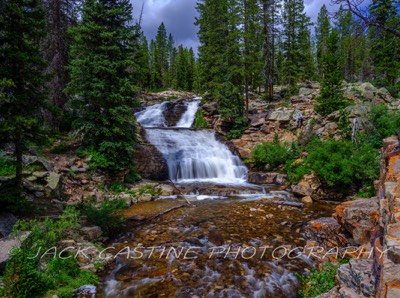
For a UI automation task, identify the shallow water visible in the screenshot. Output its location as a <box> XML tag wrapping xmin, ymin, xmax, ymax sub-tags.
<box><xmin>96</xmin><ymin>192</ymin><xmax>334</xmax><ymax>298</ymax></box>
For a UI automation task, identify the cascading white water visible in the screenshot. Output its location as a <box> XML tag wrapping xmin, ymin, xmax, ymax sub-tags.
<box><xmin>135</xmin><ymin>101</ymin><xmax>169</xmax><ymax>128</ymax></box>
<box><xmin>135</xmin><ymin>99</ymin><xmax>248</xmax><ymax>184</ymax></box>
<box><xmin>175</xmin><ymin>100</ymin><xmax>200</xmax><ymax>128</ymax></box>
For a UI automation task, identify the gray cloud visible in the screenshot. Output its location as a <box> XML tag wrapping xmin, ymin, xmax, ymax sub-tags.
<box><xmin>131</xmin><ymin>0</ymin><xmax>343</xmax><ymax>51</ymax></box>
<box><xmin>131</xmin><ymin>0</ymin><xmax>199</xmax><ymax>49</ymax></box>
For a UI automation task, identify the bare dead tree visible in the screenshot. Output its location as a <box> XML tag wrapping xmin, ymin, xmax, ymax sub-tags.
<box><xmin>332</xmin><ymin>0</ymin><xmax>400</xmax><ymax>37</ymax></box>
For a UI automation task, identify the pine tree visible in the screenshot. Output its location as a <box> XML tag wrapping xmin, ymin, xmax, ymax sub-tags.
<box><xmin>196</xmin><ymin>0</ymin><xmax>245</xmax><ymax>134</ymax></box>
<box><xmin>67</xmin><ymin>0</ymin><xmax>139</xmax><ymax>171</ymax></box>
<box><xmin>43</xmin><ymin>0</ymin><xmax>78</xmax><ymax>129</ymax></box>
<box><xmin>155</xmin><ymin>22</ymin><xmax>168</xmax><ymax>88</ymax></box>
<box><xmin>315</xmin><ymin>4</ymin><xmax>331</xmax><ymax>78</ymax></box>
<box><xmin>316</xmin><ymin>28</ymin><xmax>348</xmax><ymax>116</ymax></box>
<box><xmin>187</xmin><ymin>48</ymin><xmax>196</xmax><ymax>91</ymax></box>
<box><xmin>281</xmin><ymin>0</ymin><xmax>312</xmax><ymax>92</ymax></box>
<box><xmin>368</xmin><ymin>0</ymin><xmax>400</xmax><ymax>95</ymax></box>
<box><xmin>0</xmin><ymin>0</ymin><xmax>49</xmax><ymax>185</ymax></box>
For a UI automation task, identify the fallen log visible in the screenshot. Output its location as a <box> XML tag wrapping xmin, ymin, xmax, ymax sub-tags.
<box><xmin>134</xmin><ymin>204</ymin><xmax>188</xmax><ymax>227</ymax></box>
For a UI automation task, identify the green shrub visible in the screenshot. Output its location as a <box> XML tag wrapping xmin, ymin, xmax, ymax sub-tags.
<box><xmin>80</xmin><ymin>198</ymin><xmax>127</xmax><ymax>236</ymax></box>
<box><xmin>45</xmin><ymin>258</ymin><xmax>98</xmax><ymax>298</ymax></box>
<box><xmin>3</xmin><ymin>249</ymin><xmax>51</xmax><ymax>298</ymax></box>
<box><xmin>138</xmin><ymin>184</ymin><xmax>162</xmax><ymax>196</ymax></box>
<box><xmin>361</xmin><ymin>104</ymin><xmax>400</xmax><ymax>148</ymax></box>
<box><xmin>297</xmin><ymin>262</ymin><xmax>339</xmax><ymax>298</ymax></box>
<box><xmin>0</xmin><ymin>154</ymin><xmax>16</xmax><ymax>176</ymax></box>
<box><xmin>194</xmin><ymin>110</ymin><xmax>208</xmax><ymax>128</ymax></box>
<box><xmin>125</xmin><ymin>170</ymin><xmax>141</xmax><ymax>183</ymax></box>
<box><xmin>2</xmin><ymin>208</ymin><xmax>96</xmax><ymax>298</ymax></box>
<box><xmin>77</xmin><ymin>147</ymin><xmax>112</xmax><ymax>170</ymax></box>
<box><xmin>252</xmin><ymin>139</ymin><xmax>295</xmax><ymax>170</ymax></box>
<box><xmin>305</xmin><ymin>140</ymin><xmax>380</xmax><ymax>194</ymax></box>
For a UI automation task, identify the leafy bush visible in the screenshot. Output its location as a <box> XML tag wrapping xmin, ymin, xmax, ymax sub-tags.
<box><xmin>361</xmin><ymin>104</ymin><xmax>400</xmax><ymax>148</ymax></box>
<box><xmin>125</xmin><ymin>170</ymin><xmax>141</xmax><ymax>183</ymax></box>
<box><xmin>3</xmin><ymin>249</ymin><xmax>51</xmax><ymax>298</ymax></box>
<box><xmin>80</xmin><ymin>198</ymin><xmax>127</xmax><ymax>236</ymax></box>
<box><xmin>77</xmin><ymin>147</ymin><xmax>112</xmax><ymax>170</ymax></box>
<box><xmin>45</xmin><ymin>258</ymin><xmax>98</xmax><ymax>298</ymax></box>
<box><xmin>194</xmin><ymin>110</ymin><xmax>208</xmax><ymax>128</ymax></box>
<box><xmin>138</xmin><ymin>184</ymin><xmax>162</xmax><ymax>196</ymax></box>
<box><xmin>0</xmin><ymin>154</ymin><xmax>16</xmax><ymax>176</ymax></box>
<box><xmin>304</xmin><ymin>140</ymin><xmax>380</xmax><ymax>194</ymax></box>
<box><xmin>252</xmin><ymin>137</ymin><xmax>380</xmax><ymax>196</ymax></box>
<box><xmin>297</xmin><ymin>262</ymin><xmax>339</xmax><ymax>298</ymax></box>
<box><xmin>2</xmin><ymin>208</ymin><xmax>97</xmax><ymax>298</ymax></box>
<box><xmin>252</xmin><ymin>138</ymin><xmax>295</xmax><ymax>170</ymax></box>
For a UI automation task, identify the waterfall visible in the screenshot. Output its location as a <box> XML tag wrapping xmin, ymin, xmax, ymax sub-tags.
<box><xmin>135</xmin><ymin>99</ymin><xmax>248</xmax><ymax>184</ymax></box>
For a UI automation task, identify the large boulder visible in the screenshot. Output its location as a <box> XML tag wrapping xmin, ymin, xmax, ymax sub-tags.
<box><xmin>247</xmin><ymin>172</ymin><xmax>287</xmax><ymax>185</ymax></box>
<box><xmin>266</xmin><ymin>109</ymin><xmax>294</xmax><ymax>122</ymax></box>
<box><xmin>334</xmin><ymin>198</ymin><xmax>379</xmax><ymax>245</ymax></box>
<box><xmin>163</xmin><ymin>100</ymin><xmax>190</xmax><ymax>127</ymax></box>
<box><xmin>134</xmin><ymin>144</ymin><xmax>168</xmax><ymax>181</ymax></box>
<box><xmin>304</xmin><ymin>217</ymin><xmax>352</xmax><ymax>249</ymax></box>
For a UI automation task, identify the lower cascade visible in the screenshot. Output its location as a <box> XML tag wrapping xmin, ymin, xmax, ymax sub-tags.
<box><xmin>135</xmin><ymin>99</ymin><xmax>248</xmax><ymax>184</ymax></box>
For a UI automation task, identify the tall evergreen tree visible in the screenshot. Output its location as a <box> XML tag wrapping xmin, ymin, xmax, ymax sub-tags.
<box><xmin>0</xmin><ymin>0</ymin><xmax>49</xmax><ymax>185</ymax></box>
<box><xmin>281</xmin><ymin>0</ymin><xmax>312</xmax><ymax>92</ymax></box>
<box><xmin>368</xmin><ymin>0</ymin><xmax>400</xmax><ymax>94</ymax></box>
<box><xmin>315</xmin><ymin>4</ymin><xmax>331</xmax><ymax>78</ymax></box>
<box><xmin>67</xmin><ymin>0</ymin><xmax>139</xmax><ymax>171</ymax></box>
<box><xmin>316</xmin><ymin>28</ymin><xmax>348</xmax><ymax>116</ymax></box>
<box><xmin>154</xmin><ymin>22</ymin><xmax>168</xmax><ymax>87</ymax></box>
<box><xmin>43</xmin><ymin>0</ymin><xmax>78</xmax><ymax>129</ymax></box>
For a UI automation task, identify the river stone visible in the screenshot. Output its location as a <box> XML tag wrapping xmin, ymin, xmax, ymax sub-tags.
<box><xmin>46</xmin><ymin>172</ymin><xmax>60</xmax><ymax>191</ymax></box>
<box><xmin>299</xmin><ymin>87</ymin><xmax>313</xmax><ymax>96</ymax></box>
<box><xmin>22</xmin><ymin>155</ymin><xmax>53</xmax><ymax>171</ymax></box>
<box><xmin>266</xmin><ymin>110</ymin><xmax>294</xmax><ymax>122</ymax></box>
<box><xmin>33</xmin><ymin>171</ymin><xmax>48</xmax><ymax>178</ymax></box>
<box><xmin>81</xmin><ymin>226</ymin><xmax>102</xmax><ymax>241</ymax></box>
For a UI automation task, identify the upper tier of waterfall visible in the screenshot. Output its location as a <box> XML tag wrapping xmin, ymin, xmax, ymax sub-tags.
<box><xmin>135</xmin><ymin>99</ymin><xmax>248</xmax><ymax>184</ymax></box>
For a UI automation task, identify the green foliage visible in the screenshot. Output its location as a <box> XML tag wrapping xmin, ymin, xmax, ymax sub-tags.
<box><xmin>138</xmin><ymin>184</ymin><xmax>162</xmax><ymax>197</ymax></box>
<box><xmin>0</xmin><ymin>154</ymin><xmax>15</xmax><ymax>176</ymax></box>
<box><xmin>45</xmin><ymin>258</ymin><xmax>98</xmax><ymax>298</ymax></box>
<box><xmin>298</xmin><ymin>262</ymin><xmax>340</xmax><ymax>298</ymax></box>
<box><xmin>304</xmin><ymin>140</ymin><xmax>380</xmax><ymax>193</ymax></box>
<box><xmin>316</xmin><ymin>28</ymin><xmax>349</xmax><ymax>116</ymax></box>
<box><xmin>226</xmin><ymin>129</ymin><xmax>244</xmax><ymax>140</ymax></box>
<box><xmin>125</xmin><ymin>170</ymin><xmax>141</xmax><ymax>183</ymax></box>
<box><xmin>0</xmin><ymin>0</ymin><xmax>49</xmax><ymax>183</ymax></box>
<box><xmin>361</xmin><ymin>104</ymin><xmax>400</xmax><ymax>148</ymax></box>
<box><xmin>3</xmin><ymin>249</ymin><xmax>51</xmax><ymax>298</ymax></box>
<box><xmin>79</xmin><ymin>198</ymin><xmax>127</xmax><ymax>236</ymax></box>
<box><xmin>2</xmin><ymin>208</ymin><xmax>95</xmax><ymax>298</ymax></box>
<box><xmin>77</xmin><ymin>147</ymin><xmax>112</xmax><ymax>170</ymax></box>
<box><xmin>67</xmin><ymin>0</ymin><xmax>140</xmax><ymax>172</ymax></box>
<box><xmin>194</xmin><ymin>110</ymin><xmax>208</xmax><ymax>128</ymax></box>
<box><xmin>252</xmin><ymin>137</ymin><xmax>295</xmax><ymax>170</ymax></box>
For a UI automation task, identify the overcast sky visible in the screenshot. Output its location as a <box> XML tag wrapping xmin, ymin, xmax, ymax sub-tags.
<box><xmin>131</xmin><ymin>0</ymin><xmax>343</xmax><ymax>51</ymax></box>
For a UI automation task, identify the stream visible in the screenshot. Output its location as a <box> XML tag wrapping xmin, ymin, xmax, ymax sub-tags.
<box><xmin>95</xmin><ymin>99</ymin><xmax>335</xmax><ymax>298</ymax></box>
